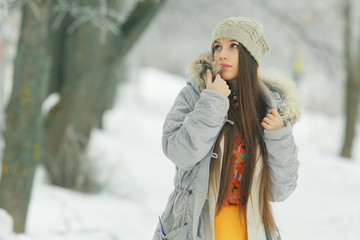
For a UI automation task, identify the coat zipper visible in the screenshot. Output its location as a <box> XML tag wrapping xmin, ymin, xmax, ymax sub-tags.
<box><xmin>181</xmin><ymin>190</ymin><xmax>192</xmax><ymax>225</ymax></box>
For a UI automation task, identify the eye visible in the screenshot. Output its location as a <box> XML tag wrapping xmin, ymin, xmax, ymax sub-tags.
<box><xmin>213</xmin><ymin>44</ymin><xmax>221</xmax><ymax>51</ymax></box>
<box><xmin>231</xmin><ymin>43</ymin><xmax>239</xmax><ymax>49</ymax></box>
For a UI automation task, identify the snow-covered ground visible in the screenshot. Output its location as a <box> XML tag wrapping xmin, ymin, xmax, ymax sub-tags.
<box><xmin>1</xmin><ymin>67</ymin><xmax>360</xmax><ymax>240</ymax></box>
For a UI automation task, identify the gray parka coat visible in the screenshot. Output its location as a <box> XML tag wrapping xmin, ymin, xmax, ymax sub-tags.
<box><xmin>152</xmin><ymin>53</ymin><xmax>301</xmax><ymax>240</ymax></box>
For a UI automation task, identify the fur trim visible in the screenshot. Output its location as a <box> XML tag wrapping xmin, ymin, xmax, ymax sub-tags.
<box><xmin>186</xmin><ymin>52</ymin><xmax>221</xmax><ymax>91</ymax></box>
<box><xmin>259</xmin><ymin>73</ymin><xmax>301</xmax><ymax>125</ymax></box>
<box><xmin>187</xmin><ymin>52</ymin><xmax>301</xmax><ymax>125</ymax></box>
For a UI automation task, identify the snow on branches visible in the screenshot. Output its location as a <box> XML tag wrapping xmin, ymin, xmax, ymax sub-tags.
<box><xmin>1</xmin><ymin>0</ymin><xmax>141</xmax><ymax>44</ymax></box>
<box><xmin>53</xmin><ymin>0</ymin><xmax>138</xmax><ymax>44</ymax></box>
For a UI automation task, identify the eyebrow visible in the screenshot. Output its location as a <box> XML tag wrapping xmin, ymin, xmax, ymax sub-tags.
<box><xmin>214</xmin><ymin>39</ymin><xmax>238</xmax><ymax>43</ymax></box>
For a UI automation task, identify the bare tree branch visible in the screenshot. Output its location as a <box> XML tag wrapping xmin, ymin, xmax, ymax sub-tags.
<box><xmin>253</xmin><ymin>0</ymin><xmax>342</xmax><ymax>78</ymax></box>
<box><xmin>111</xmin><ymin>0</ymin><xmax>167</xmax><ymax>62</ymax></box>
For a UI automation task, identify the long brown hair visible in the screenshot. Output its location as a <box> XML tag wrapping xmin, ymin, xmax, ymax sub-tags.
<box><xmin>209</xmin><ymin>44</ymin><xmax>278</xmax><ymax>235</ymax></box>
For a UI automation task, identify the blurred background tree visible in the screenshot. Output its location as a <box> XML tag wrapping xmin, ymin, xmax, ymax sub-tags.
<box><xmin>341</xmin><ymin>0</ymin><xmax>360</xmax><ymax>158</ymax></box>
<box><xmin>0</xmin><ymin>0</ymin><xmax>54</xmax><ymax>232</ymax></box>
<box><xmin>0</xmin><ymin>0</ymin><xmax>166</xmax><ymax>233</ymax></box>
<box><xmin>43</xmin><ymin>0</ymin><xmax>166</xmax><ymax>190</ymax></box>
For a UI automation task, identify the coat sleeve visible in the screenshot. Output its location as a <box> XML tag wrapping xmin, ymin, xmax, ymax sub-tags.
<box><xmin>162</xmin><ymin>85</ymin><xmax>229</xmax><ymax>170</ymax></box>
<box><xmin>264</xmin><ymin>120</ymin><xmax>300</xmax><ymax>202</ymax></box>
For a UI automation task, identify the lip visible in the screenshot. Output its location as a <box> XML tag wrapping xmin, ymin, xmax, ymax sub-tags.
<box><xmin>220</xmin><ymin>63</ymin><xmax>232</xmax><ymax>69</ymax></box>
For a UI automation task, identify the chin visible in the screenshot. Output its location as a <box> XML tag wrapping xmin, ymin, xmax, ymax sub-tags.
<box><xmin>221</xmin><ymin>74</ymin><xmax>236</xmax><ymax>81</ymax></box>
<box><xmin>220</xmin><ymin>70</ymin><xmax>237</xmax><ymax>80</ymax></box>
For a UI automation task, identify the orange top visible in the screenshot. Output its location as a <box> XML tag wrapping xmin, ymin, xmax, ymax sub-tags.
<box><xmin>214</xmin><ymin>205</ymin><xmax>247</xmax><ymax>240</ymax></box>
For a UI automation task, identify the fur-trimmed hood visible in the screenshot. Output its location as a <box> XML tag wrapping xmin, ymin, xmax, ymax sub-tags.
<box><xmin>187</xmin><ymin>52</ymin><xmax>301</xmax><ymax>125</ymax></box>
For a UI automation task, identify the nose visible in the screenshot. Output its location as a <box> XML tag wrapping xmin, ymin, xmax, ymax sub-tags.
<box><xmin>219</xmin><ymin>49</ymin><xmax>228</xmax><ymax>60</ymax></box>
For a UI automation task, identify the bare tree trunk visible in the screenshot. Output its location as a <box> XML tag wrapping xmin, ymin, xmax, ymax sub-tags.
<box><xmin>340</xmin><ymin>0</ymin><xmax>360</xmax><ymax>158</ymax></box>
<box><xmin>100</xmin><ymin>0</ymin><xmax>167</xmax><ymax>118</ymax></box>
<box><xmin>43</xmin><ymin>0</ymin><xmax>167</xmax><ymax>190</ymax></box>
<box><xmin>47</xmin><ymin>13</ymin><xmax>72</xmax><ymax>96</ymax></box>
<box><xmin>0</xmin><ymin>0</ymin><xmax>53</xmax><ymax>232</ymax></box>
<box><xmin>43</xmin><ymin>0</ymin><xmax>111</xmax><ymax>189</ymax></box>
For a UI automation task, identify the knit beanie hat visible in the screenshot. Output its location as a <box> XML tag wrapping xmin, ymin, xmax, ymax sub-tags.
<box><xmin>211</xmin><ymin>16</ymin><xmax>270</xmax><ymax>65</ymax></box>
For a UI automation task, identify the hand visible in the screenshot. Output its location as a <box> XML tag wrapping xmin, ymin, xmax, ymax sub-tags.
<box><xmin>261</xmin><ymin>109</ymin><xmax>284</xmax><ymax>131</ymax></box>
<box><xmin>206</xmin><ymin>69</ymin><xmax>231</xmax><ymax>97</ymax></box>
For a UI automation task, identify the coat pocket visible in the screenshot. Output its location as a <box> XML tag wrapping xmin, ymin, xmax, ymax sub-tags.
<box><xmin>160</xmin><ymin>224</ymin><xmax>188</xmax><ymax>240</ymax></box>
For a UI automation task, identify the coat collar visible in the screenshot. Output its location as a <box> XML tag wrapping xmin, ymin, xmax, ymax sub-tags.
<box><xmin>186</xmin><ymin>52</ymin><xmax>301</xmax><ymax>125</ymax></box>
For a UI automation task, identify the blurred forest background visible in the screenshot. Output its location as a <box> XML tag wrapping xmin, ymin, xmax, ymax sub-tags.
<box><xmin>0</xmin><ymin>0</ymin><xmax>359</xmax><ymax>239</ymax></box>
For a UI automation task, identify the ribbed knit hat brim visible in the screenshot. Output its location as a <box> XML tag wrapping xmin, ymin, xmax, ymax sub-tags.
<box><xmin>211</xmin><ymin>17</ymin><xmax>270</xmax><ymax>65</ymax></box>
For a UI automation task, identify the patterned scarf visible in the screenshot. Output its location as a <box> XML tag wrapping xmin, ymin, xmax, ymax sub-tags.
<box><xmin>224</xmin><ymin>90</ymin><xmax>246</xmax><ymax>207</ymax></box>
<box><xmin>224</xmin><ymin>128</ymin><xmax>246</xmax><ymax>207</ymax></box>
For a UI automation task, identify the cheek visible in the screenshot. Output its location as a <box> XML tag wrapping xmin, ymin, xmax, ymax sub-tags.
<box><xmin>234</xmin><ymin>63</ymin><xmax>239</xmax><ymax>72</ymax></box>
<box><xmin>232</xmin><ymin>52</ymin><xmax>239</xmax><ymax>66</ymax></box>
<box><xmin>233</xmin><ymin>60</ymin><xmax>239</xmax><ymax>70</ymax></box>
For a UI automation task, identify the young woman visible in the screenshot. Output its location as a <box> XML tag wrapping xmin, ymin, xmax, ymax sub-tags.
<box><xmin>153</xmin><ymin>16</ymin><xmax>300</xmax><ymax>240</ymax></box>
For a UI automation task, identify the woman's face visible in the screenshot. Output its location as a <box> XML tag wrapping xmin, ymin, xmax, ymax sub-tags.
<box><xmin>213</xmin><ymin>38</ymin><xmax>240</xmax><ymax>80</ymax></box>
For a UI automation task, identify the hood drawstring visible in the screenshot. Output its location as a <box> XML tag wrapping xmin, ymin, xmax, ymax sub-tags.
<box><xmin>225</xmin><ymin>119</ymin><xmax>234</xmax><ymax>125</ymax></box>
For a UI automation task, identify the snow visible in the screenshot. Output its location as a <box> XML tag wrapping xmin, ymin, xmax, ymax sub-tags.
<box><xmin>0</xmin><ymin>209</ymin><xmax>17</xmax><ymax>240</ymax></box>
<box><xmin>1</xmin><ymin>67</ymin><xmax>360</xmax><ymax>240</ymax></box>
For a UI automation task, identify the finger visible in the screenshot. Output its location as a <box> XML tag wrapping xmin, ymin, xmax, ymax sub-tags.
<box><xmin>206</xmin><ymin>69</ymin><xmax>212</xmax><ymax>88</ymax></box>
<box><xmin>216</xmin><ymin>74</ymin><xmax>229</xmax><ymax>89</ymax></box>
<box><xmin>262</xmin><ymin>117</ymin><xmax>272</xmax><ymax>125</ymax></box>
<box><xmin>268</xmin><ymin>108</ymin><xmax>281</xmax><ymax>117</ymax></box>
<box><xmin>226</xmin><ymin>89</ymin><xmax>231</xmax><ymax>97</ymax></box>
<box><xmin>261</xmin><ymin>121</ymin><xmax>270</xmax><ymax>130</ymax></box>
<box><xmin>214</xmin><ymin>73</ymin><xmax>222</xmax><ymax>82</ymax></box>
<box><xmin>275</xmin><ymin>112</ymin><xmax>282</xmax><ymax>119</ymax></box>
<box><xmin>266</xmin><ymin>113</ymin><xmax>275</xmax><ymax>120</ymax></box>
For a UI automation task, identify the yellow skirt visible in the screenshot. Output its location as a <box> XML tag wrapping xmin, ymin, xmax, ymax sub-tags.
<box><xmin>214</xmin><ymin>206</ymin><xmax>248</xmax><ymax>240</ymax></box>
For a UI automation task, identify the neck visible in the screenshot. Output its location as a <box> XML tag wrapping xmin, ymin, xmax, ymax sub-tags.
<box><xmin>226</xmin><ymin>78</ymin><xmax>239</xmax><ymax>92</ymax></box>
